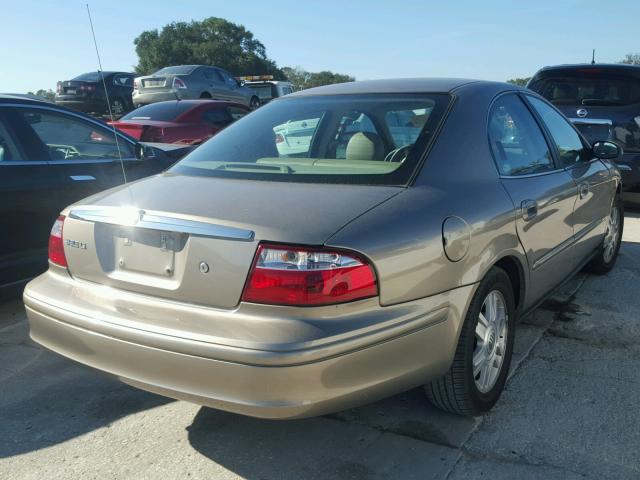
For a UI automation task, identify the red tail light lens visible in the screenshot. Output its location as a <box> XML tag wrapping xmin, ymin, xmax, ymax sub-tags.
<box><xmin>173</xmin><ymin>77</ymin><xmax>187</xmax><ymax>89</ymax></box>
<box><xmin>48</xmin><ymin>216</ymin><xmax>67</xmax><ymax>267</ymax></box>
<box><xmin>242</xmin><ymin>244</ymin><xmax>378</xmax><ymax>306</ymax></box>
<box><xmin>275</xmin><ymin>133</ymin><xmax>284</xmax><ymax>144</ymax></box>
<box><xmin>133</xmin><ymin>80</ymin><xmax>139</xmax><ymax>90</ymax></box>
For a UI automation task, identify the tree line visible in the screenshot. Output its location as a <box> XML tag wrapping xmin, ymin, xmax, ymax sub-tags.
<box><xmin>133</xmin><ymin>17</ymin><xmax>354</xmax><ymax>90</ymax></box>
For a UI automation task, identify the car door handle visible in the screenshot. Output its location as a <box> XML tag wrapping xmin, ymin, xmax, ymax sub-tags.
<box><xmin>579</xmin><ymin>182</ymin><xmax>590</xmax><ymax>199</ymax></box>
<box><xmin>521</xmin><ymin>200</ymin><xmax>538</xmax><ymax>221</ymax></box>
<box><xmin>70</xmin><ymin>175</ymin><xmax>96</xmax><ymax>181</ymax></box>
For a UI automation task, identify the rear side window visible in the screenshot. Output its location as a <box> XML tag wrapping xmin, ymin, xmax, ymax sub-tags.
<box><xmin>122</xmin><ymin>102</ymin><xmax>194</xmax><ymax>121</ymax></box>
<box><xmin>488</xmin><ymin>94</ymin><xmax>555</xmax><ymax>176</ymax></box>
<box><xmin>526</xmin><ymin>96</ymin><xmax>588</xmax><ymax>167</ymax></box>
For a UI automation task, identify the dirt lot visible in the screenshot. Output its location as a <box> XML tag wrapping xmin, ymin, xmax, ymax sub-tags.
<box><xmin>1</xmin><ymin>212</ymin><xmax>639</xmax><ymax>479</ymax></box>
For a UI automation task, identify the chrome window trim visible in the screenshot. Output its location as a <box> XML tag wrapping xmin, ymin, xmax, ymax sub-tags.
<box><xmin>69</xmin><ymin>206</ymin><xmax>255</xmax><ymax>241</ymax></box>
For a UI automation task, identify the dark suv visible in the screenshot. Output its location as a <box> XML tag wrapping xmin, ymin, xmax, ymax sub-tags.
<box><xmin>55</xmin><ymin>71</ymin><xmax>135</xmax><ymax>117</ymax></box>
<box><xmin>528</xmin><ymin>64</ymin><xmax>640</xmax><ymax>205</ymax></box>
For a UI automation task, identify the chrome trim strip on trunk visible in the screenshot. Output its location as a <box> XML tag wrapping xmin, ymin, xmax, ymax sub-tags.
<box><xmin>69</xmin><ymin>206</ymin><xmax>255</xmax><ymax>241</ymax></box>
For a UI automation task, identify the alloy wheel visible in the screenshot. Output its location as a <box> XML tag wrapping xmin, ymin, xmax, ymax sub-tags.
<box><xmin>473</xmin><ymin>290</ymin><xmax>508</xmax><ymax>393</ymax></box>
<box><xmin>603</xmin><ymin>205</ymin><xmax>620</xmax><ymax>264</ymax></box>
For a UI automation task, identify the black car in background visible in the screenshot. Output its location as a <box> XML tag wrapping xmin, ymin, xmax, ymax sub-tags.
<box><xmin>0</xmin><ymin>94</ymin><xmax>192</xmax><ymax>294</ymax></box>
<box><xmin>55</xmin><ymin>71</ymin><xmax>136</xmax><ymax>116</ymax></box>
<box><xmin>528</xmin><ymin>64</ymin><xmax>640</xmax><ymax>205</ymax></box>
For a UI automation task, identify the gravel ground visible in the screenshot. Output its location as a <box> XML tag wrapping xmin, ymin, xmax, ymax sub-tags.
<box><xmin>1</xmin><ymin>211</ymin><xmax>638</xmax><ymax>479</ymax></box>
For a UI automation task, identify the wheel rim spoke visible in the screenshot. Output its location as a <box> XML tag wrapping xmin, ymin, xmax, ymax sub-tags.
<box><xmin>473</xmin><ymin>289</ymin><xmax>508</xmax><ymax>393</ymax></box>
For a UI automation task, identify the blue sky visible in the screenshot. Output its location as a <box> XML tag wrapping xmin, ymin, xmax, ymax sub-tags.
<box><xmin>1</xmin><ymin>0</ymin><xmax>637</xmax><ymax>93</ymax></box>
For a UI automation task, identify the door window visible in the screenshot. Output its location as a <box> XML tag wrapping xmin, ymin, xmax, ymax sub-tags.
<box><xmin>0</xmin><ymin>111</ymin><xmax>24</xmax><ymax>161</ymax></box>
<box><xmin>526</xmin><ymin>95</ymin><xmax>589</xmax><ymax>167</ymax></box>
<box><xmin>203</xmin><ymin>108</ymin><xmax>233</xmax><ymax>127</ymax></box>
<box><xmin>206</xmin><ymin>68</ymin><xmax>224</xmax><ymax>83</ymax></box>
<box><xmin>218</xmin><ymin>69</ymin><xmax>239</xmax><ymax>89</ymax></box>
<box><xmin>16</xmin><ymin>108</ymin><xmax>135</xmax><ymax>161</ymax></box>
<box><xmin>488</xmin><ymin>95</ymin><xmax>555</xmax><ymax>176</ymax></box>
<box><xmin>227</xmin><ymin>106</ymin><xmax>248</xmax><ymax>121</ymax></box>
<box><xmin>113</xmin><ymin>74</ymin><xmax>133</xmax><ymax>87</ymax></box>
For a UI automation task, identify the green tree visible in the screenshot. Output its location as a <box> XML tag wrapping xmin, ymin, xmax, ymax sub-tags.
<box><xmin>27</xmin><ymin>89</ymin><xmax>55</xmax><ymax>102</ymax></box>
<box><xmin>282</xmin><ymin>66</ymin><xmax>355</xmax><ymax>91</ymax></box>
<box><xmin>134</xmin><ymin>17</ymin><xmax>284</xmax><ymax>78</ymax></box>
<box><xmin>506</xmin><ymin>77</ymin><xmax>531</xmax><ymax>87</ymax></box>
<box><xmin>620</xmin><ymin>53</ymin><xmax>640</xmax><ymax>65</ymax></box>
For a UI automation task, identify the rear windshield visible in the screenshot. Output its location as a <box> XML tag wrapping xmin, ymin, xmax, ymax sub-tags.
<box><xmin>153</xmin><ymin>66</ymin><xmax>197</xmax><ymax>76</ymax></box>
<box><xmin>72</xmin><ymin>72</ymin><xmax>102</xmax><ymax>82</ymax></box>
<box><xmin>531</xmin><ymin>75</ymin><xmax>640</xmax><ymax>106</ymax></box>
<box><xmin>170</xmin><ymin>93</ymin><xmax>450</xmax><ymax>185</ymax></box>
<box><xmin>247</xmin><ymin>84</ymin><xmax>275</xmax><ymax>99</ymax></box>
<box><xmin>121</xmin><ymin>101</ymin><xmax>194</xmax><ymax>121</ymax></box>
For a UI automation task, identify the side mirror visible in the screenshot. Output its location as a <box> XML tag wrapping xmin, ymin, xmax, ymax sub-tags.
<box><xmin>592</xmin><ymin>141</ymin><xmax>622</xmax><ymax>160</ymax></box>
<box><xmin>135</xmin><ymin>143</ymin><xmax>156</xmax><ymax>160</ymax></box>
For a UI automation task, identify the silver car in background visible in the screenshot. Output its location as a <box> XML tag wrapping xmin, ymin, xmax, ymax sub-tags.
<box><xmin>133</xmin><ymin>65</ymin><xmax>260</xmax><ymax>109</ymax></box>
<box><xmin>24</xmin><ymin>79</ymin><xmax>623</xmax><ymax>419</ymax></box>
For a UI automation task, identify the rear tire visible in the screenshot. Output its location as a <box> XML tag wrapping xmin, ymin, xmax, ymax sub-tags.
<box><xmin>249</xmin><ymin>96</ymin><xmax>261</xmax><ymax>109</ymax></box>
<box><xmin>425</xmin><ymin>267</ymin><xmax>516</xmax><ymax>415</ymax></box>
<box><xmin>588</xmin><ymin>194</ymin><xmax>623</xmax><ymax>275</ymax></box>
<box><xmin>200</xmin><ymin>92</ymin><xmax>212</xmax><ymax>99</ymax></box>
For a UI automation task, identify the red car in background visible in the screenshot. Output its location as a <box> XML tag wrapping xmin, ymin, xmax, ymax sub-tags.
<box><xmin>109</xmin><ymin>100</ymin><xmax>249</xmax><ymax>145</ymax></box>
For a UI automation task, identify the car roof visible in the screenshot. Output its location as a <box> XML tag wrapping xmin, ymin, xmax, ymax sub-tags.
<box><xmin>0</xmin><ymin>93</ymin><xmax>55</xmax><ymax>105</ymax></box>
<box><xmin>532</xmin><ymin>63</ymin><xmax>640</xmax><ymax>79</ymax></box>
<box><xmin>287</xmin><ymin>78</ymin><xmax>500</xmax><ymax>96</ymax></box>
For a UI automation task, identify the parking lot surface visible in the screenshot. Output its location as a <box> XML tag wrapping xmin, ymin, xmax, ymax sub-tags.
<box><xmin>1</xmin><ymin>212</ymin><xmax>639</xmax><ymax>479</ymax></box>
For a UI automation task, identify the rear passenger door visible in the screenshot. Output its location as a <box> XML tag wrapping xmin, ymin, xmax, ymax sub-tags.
<box><xmin>525</xmin><ymin>95</ymin><xmax>615</xmax><ymax>262</ymax></box>
<box><xmin>489</xmin><ymin>93</ymin><xmax>579</xmax><ymax>307</ymax></box>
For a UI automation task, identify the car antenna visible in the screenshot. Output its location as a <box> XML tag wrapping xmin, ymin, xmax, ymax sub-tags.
<box><xmin>591</xmin><ymin>49</ymin><xmax>596</xmax><ymax>65</ymax></box>
<box><xmin>86</xmin><ymin>3</ymin><xmax>127</xmax><ymax>184</ymax></box>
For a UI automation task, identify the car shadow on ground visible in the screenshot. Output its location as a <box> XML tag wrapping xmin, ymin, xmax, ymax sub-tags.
<box><xmin>0</xmin><ymin>344</ymin><xmax>173</xmax><ymax>459</ymax></box>
<box><xmin>185</xmin><ymin>387</ymin><xmax>480</xmax><ymax>479</ymax></box>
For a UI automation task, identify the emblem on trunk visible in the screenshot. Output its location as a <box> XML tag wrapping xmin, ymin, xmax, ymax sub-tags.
<box><xmin>65</xmin><ymin>239</ymin><xmax>87</xmax><ymax>250</ymax></box>
<box><xmin>577</xmin><ymin>108</ymin><xmax>588</xmax><ymax>118</ymax></box>
<box><xmin>199</xmin><ymin>262</ymin><xmax>210</xmax><ymax>274</ymax></box>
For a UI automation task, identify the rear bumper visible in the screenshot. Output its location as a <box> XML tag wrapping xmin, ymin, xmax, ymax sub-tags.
<box><xmin>54</xmin><ymin>98</ymin><xmax>106</xmax><ymax>112</ymax></box>
<box><xmin>23</xmin><ymin>270</ymin><xmax>473</xmax><ymax>419</ymax></box>
<box><xmin>132</xmin><ymin>90</ymin><xmax>193</xmax><ymax>106</ymax></box>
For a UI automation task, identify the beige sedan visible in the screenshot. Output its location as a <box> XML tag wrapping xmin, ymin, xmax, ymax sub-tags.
<box><xmin>24</xmin><ymin>78</ymin><xmax>623</xmax><ymax>418</ymax></box>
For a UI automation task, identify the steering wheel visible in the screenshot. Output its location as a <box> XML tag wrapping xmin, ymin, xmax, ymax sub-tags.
<box><xmin>384</xmin><ymin>145</ymin><xmax>411</xmax><ymax>163</ymax></box>
<box><xmin>49</xmin><ymin>144</ymin><xmax>80</xmax><ymax>160</ymax></box>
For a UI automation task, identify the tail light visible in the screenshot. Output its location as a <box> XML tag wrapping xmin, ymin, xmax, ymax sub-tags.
<box><xmin>48</xmin><ymin>216</ymin><xmax>67</xmax><ymax>267</ymax></box>
<box><xmin>173</xmin><ymin>77</ymin><xmax>187</xmax><ymax>89</ymax></box>
<box><xmin>133</xmin><ymin>80</ymin><xmax>139</xmax><ymax>90</ymax></box>
<box><xmin>275</xmin><ymin>133</ymin><xmax>284</xmax><ymax>144</ymax></box>
<box><xmin>56</xmin><ymin>82</ymin><xmax>62</xmax><ymax>93</ymax></box>
<box><xmin>242</xmin><ymin>244</ymin><xmax>377</xmax><ymax>306</ymax></box>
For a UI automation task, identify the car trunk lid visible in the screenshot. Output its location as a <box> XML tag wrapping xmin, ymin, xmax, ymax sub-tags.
<box><xmin>60</xmin><ymin>174</ymin><xmax>400</xmax><ymax>309</ymax></box>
